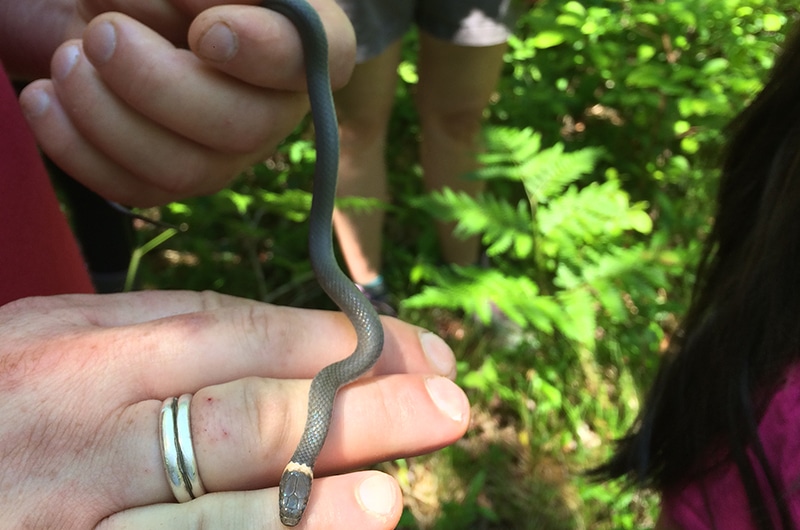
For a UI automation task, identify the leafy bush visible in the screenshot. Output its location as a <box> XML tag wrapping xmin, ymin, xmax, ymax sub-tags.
<box><xmin>408</xmin><ymin>126</ymin><xmax>667</xmax><ymax>358</ymax></box>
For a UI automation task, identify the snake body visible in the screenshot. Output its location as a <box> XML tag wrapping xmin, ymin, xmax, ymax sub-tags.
<box><xmin>260</xmin><ymin>1</ymin><xmax>386</xmax><ymax>526</ymax></box>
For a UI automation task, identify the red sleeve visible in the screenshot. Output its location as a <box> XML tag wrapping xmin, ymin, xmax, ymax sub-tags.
<box><xmin>0</xmin><ymin>66</ymin><xmax>94</xmax><ymax>305</ymax></box>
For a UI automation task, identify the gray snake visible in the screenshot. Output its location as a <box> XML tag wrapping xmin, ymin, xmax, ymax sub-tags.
<box><xmin>259</xmin><ymin>0</ymin><xmax>386</xmax><ymax>526</ymax></box>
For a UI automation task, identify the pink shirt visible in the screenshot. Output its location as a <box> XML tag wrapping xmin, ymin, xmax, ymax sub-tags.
<box><xmin>0</xmin><ymin>65</ymin><xmax>93</xmax><ymax>304</ymax></box>
<box><xmin>664</xmin><ymin>364</ymin><xmax>800</xmax><ymax>528</ymax></box>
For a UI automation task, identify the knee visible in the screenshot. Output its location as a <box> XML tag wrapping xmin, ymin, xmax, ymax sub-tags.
<box><xmin>337</xmin><ymin>113</ymin><xmax>389</xmax><ymax>151</ymax></box>
<box><xmin>419</xmin><ymin>105</ymin><xmax>485</xmax><ymax>147</ymax></box>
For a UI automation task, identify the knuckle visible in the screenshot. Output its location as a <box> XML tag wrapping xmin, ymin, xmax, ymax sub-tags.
<box><xmin>251</xmin><ymin>378</ymin><xmax>299</xmax><ymax>469</ymax></box>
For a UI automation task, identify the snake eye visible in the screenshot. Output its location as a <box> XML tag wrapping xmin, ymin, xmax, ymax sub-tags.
<box><xmin>279</xmin><ymin>467</ymin><xmax>313</xmax><ymax>527</ymax></box>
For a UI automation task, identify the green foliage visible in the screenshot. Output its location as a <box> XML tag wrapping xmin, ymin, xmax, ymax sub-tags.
<box><xmin>433</xmin><ymin>471</ymin><xmax>499</xmax><ymax>529</ymax></box>
<box><xmin>499</xmin><ymin>0</ymin><xmax>796</xmax><ymax>247</ymax></box>
<box><xmin>409</xmin><ymin>126</ymin><xmax>667</xmax><ymax>358</ymax></box>
<box><xmin>395</xmin><ymin>3</ymin><xmax>796</xmax><ymax>526</ymax></box>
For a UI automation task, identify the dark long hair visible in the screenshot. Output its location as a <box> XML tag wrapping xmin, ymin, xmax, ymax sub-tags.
<box><xmin>597</xmin><ymin>24</ymin><xmax>800</xmax><ymax>530</ymax></box>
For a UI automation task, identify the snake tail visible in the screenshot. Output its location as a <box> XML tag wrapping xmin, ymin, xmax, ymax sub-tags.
<box><xmin>266</xmin><ymin>0</ymin><xmax>385</xmax><ymax>527</ymax></box>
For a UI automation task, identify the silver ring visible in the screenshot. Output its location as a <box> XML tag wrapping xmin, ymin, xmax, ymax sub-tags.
<box><xmin>160</xmin><ymin>394</ymin><xmax>206</xmax><ymax>502</ymax></box>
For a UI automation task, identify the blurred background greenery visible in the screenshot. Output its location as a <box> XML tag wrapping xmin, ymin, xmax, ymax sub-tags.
<box><xmin>121</xmin><ymin>1</ymin><xmax>799</xmax><ymax>528</ymax></box>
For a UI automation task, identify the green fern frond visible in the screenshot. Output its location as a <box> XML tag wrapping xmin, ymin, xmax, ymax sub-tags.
<box><xmin>537</xmin><ymin>181</ymin><xmax>652</xmax><ymax>257</ymax></box>
<box><xmin>520</xmin><ymin>144</ymin><xmax>603</xmax><ymax>204</ymax></box>
<box><xmin>555</xmin><ymin>244</ymin><xmax>665</xmax><ymax>323</ymax></box>
<box><xmin>472</xmin><ymin>127</ymin><xmax>543</xmax><ymax>182</ymax></box>
<box><xmin>414</xmin><ymin>188</ymin><xmax>534</xmax><ymax>259</ymax></box>
<box><xmin>404</xmin><ymin>266</ymin><xmax>563</xmax><ymax>330</ymax></box>
<box><xmin>554</xmin><ymin>287</ymin><xmax>598</xmax><ymax>346</ymax></box>
<box><xmin>478</xmin><ymin>127</ymin><xmax>544</xmax><ymax>179</ymax></box>
<box><xmin>474</xmin><ymin>127</ymin><xmax>603</xmax><ymax>205</ymax></box>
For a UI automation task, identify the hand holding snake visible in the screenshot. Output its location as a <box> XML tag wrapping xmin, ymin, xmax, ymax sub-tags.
<box><xmin>8</xmin><ymin>1</ymin><xmax>470</xmax><ymax>528</ymax></box>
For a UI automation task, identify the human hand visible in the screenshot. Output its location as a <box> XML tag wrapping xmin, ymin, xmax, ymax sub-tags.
<box><xmin>0</xmin><ymin>291</ymin><xmax>468</xmax><ymax>528</ymax></box>
<box><xmin>18</xmin><ymin>0</ymin><xmax>355</xmax><ymax>206</ymax></box>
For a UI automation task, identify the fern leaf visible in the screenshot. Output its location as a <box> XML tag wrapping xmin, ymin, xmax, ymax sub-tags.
<box><xmin>414</xmin><ymin>189</ymin><xmax>534</xmax><ymax>259</ymax></box>
<box><xmin>520</xmin><ymin>144</ymin><xmax>604</xmax><ymax>204</ymax></box>
<box><xmin>537</xmin><ymin>181</ymin><xmax>651</xmax><ymax>257</ymax></box>
<box><xmin>403</xmin><ymin>266</ymin><xmax>564</xmax><ymax>331</ymax></box>
<box><xmin>555</xmin><ymin>287</ymin><xmax>598</xmax><ymax>347</ymax></box>
<box><xmin>555</xmin><ymin>244</ymin><xmax>669</xmax><ymax>323</ymax></box>
<box><xmin>474</xmin><ymin>126</ymin><xmax>603</xmax><ymax>206</ymax></box>
<box><xmin>473</xmin><ymin>127</ymin><xmax>543</xmax><ymax>182</ymax></box>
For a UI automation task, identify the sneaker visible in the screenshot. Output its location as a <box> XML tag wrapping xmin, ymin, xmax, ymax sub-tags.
<box><xmin>356</xmin><ymin>282</ymin><xmax>398</xmax><ymax>317</ymax></box>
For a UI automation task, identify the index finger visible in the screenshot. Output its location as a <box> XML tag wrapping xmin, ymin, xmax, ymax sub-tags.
<box><xmin>110</xmin><ymin>301</ymin><xmax>458</xmax><ymax>399</ymax></box>
<box><xmin>5</xmin><ymin>291</ymin><xmax>457</xmax><ymax>397</ymax></box>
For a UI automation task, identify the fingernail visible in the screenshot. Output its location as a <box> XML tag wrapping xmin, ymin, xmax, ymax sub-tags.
<box><xmin>52</xmin><ymin>44</ymin><xmax>81</xmax><ymax>81</ymax></box>
<box><xmin>357</xmin><ymin>474</ymin><xmax>397</xmax><ymax>518</ymax></box>
<box><xmin>20</xmin><ymin>86</ymin><xmax>50</xmax><ymax>119</ymax></box>
<box><xmin>420</xmin><ymin>331</ymin><xmax>456</xmax><ymax>377</ymax></box>
<box><xmin>425</xmin><ymin>376</ymin><xmax>467</xmax><ymax>422</ymax></box>
<box><xmin>197</xmin><ymin>22</ymin><xmax>238</xmax><ymax>62</ymax></box>
<box><xmin>84</xmin><ymin>21</ymin><xmax>117</xmax><ymax>65</ymax></box>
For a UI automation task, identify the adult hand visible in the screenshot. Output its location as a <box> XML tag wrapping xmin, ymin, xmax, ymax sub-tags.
<box><xmin>18</xmin><ymin>0</ymin><xmax>355</xmax><ymax>206</ymax></box>
<box><xmin>0</xmin><ymin>291</ymin><xmax>468</xmax><ymax>529</ymax></box>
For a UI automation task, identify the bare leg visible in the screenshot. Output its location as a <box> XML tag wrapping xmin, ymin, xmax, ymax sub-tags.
<box><xmin>332</xmin><ymin>40</ymin><xmax>403</xmax><ymax>285</ymax></box>
<box><xmin>415</xmin><ymin>33</ymin><xmax>507</xmax><ymax>266</ymax></box>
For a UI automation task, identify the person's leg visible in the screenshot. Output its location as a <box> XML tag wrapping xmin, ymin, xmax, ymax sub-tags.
<box><xmin>415</xmin><ymin>33</ymin><xmax>507</xmax><ymax>266</ymax></box>
<box><xmin>332</xmin><ymin>40</ymin><xmax>403</xmax><ymax>286</ymax></box>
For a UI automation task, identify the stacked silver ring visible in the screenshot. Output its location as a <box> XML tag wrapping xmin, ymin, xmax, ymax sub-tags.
<box><xmin>160</xmin><ymin>394</ymin><xmax>207</xmax><ymax>502</ymax></box>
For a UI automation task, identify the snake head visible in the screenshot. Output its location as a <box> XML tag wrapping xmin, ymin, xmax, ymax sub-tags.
<box><xmin>279</xmin><ymin>462</ymin><xmax>314</xmax><ymax>527</ymax></box>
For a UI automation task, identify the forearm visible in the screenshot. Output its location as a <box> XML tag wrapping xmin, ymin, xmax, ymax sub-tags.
<box><xmin>0</xmin><ymin>0</ymin><xmax>81</xmax><ymax>79</ymax></box>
